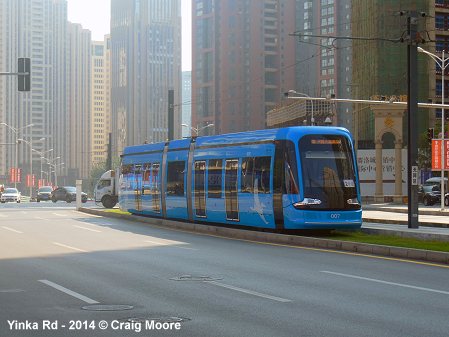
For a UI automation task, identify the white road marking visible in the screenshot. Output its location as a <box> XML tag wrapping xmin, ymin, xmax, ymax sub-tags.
<box><xmin>144</xmin><ymin>240</ymin><xmax>198</xmax><ymax>250</ymax></box>
<box><xmin>52</xmin><ymin>212</ymin><xmax>67</xmax><ymax>217</ymax></box>
<box><xmin>205</xmin><ymin>281</ymin><xmax>292</xmax><ymax>303</ymax></box>
<box><xmin>34</xmin><ymin>216</ymin><xmax>47</xmax><ymax>220</ymax></box>
<box><xmin>2</xmin><ymin>226</ymin><xmax>23</xmax><ymax>234</ymax></box>
<box><xmin>73</xmin><ymin>225</ymin><xmax>101</xmax><ymax>233</ymax></box>
<box><xmin>322</xmin><ymin>271</ymin><xmax>449</xmax><ymax>296</ymax></box>
<box><xmin>53</xmin><ymin>242</ymin><xmax>87</xmax><ymax>253</ymax></box>
<box><xmin>0</xmin><ymin>213</ymin><xmax>7</xmax><ymax>218</ymax></box>
<box><xmin>0</xmin><ymin>289</ymin><xmax>25</xmax><ymax>293</ymax></box>
<box><xmin>38</xmin><ymin>280</ymin><xmax>99</xmax><ymax>304</ymax></box>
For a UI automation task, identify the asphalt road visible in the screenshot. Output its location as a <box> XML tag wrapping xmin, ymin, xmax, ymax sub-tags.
<box><xmin>1</xmin><ymin>204</ymin><xmax>449</xmax><ymax>337</ymax></box>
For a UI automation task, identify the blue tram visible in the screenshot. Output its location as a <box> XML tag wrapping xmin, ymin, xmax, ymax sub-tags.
<box><xmin>119</xmin><ymin>127</ymin><xmax>362</xmax><ymax>230</ymax></box>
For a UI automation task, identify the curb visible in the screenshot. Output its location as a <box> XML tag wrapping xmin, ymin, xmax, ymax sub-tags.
<box><xmin>362</xmin><ymin>217</ymin><xmax>449</xmax><ymax>228</ymax></box>
<box><xmin>79</xmin><ymin>208</ymin><xmax>449</xmax><ymax>265</ymax></box>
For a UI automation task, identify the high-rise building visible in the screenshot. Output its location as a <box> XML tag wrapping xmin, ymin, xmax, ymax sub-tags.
<box><xmin>0</xmin><ymin>0</ymin><xmax>67</xmax><ymax>190</ymax></box>
<box><xmin>67</xmin><ymin>23</ymin><xmax>91</xmax><ymax>181</ymax></box>
<box><xmin>110</xmin><ymin>0</ymin><xmax>182</xmax><ymax>156</ymax></box>
<box><xmin>91</xmin><ymin>37</ymin><xmax>112</xmax><ymax>167</ymax></box>
<box><xmin>295</xmin><ymin>0</ymin><xmax>352</xmax><ymax>127</ymax></box>
<box><xmin>352</xmin><ymin>0</ymin><xmax>430</xmax><ymax>147</ymax></box>
<box><xmin>191</xmin><ymin>0</ymin><xmax>297</xmax><ymax>135</ymax></box>
<box><xmin>182</xmin><ymin>71</ymin><xmax>192</xmax><ymax>138</ymax></box>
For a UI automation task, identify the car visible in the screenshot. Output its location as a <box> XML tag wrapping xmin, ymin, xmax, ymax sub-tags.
<box><xmin>0</xmin><ymin>188</ymin><xmax>21</xmax><ymax>203</ymax></box>
<box><xmin>36</xmin><ymin>186</ymin><xmax>53</xmax><ymax>202</ymax></box>
<box><xmin>51</xmin><ymin>186</ymin><xmax>87</xmax><ymax>203</ymax></box>
<box><xmin>418</xmin><ymin>184</ymin><xmax>440</xmax><ymax>206</ymax></box>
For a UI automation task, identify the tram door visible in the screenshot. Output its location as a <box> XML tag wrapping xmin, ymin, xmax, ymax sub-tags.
<box><xmin>152</xmin><ymin>163</ymin><xmax>161</xmax><ymax>213</ymax></box>
<box><xmin>134</xmin><ymin>164</ymin><xmax>143</xmax><ymax>211</ymax></box>
<box><xmin>225</xmin><ymin>159</ymin><xmax>239</xmax><ymax>221</ymax></box>
<box><xmin>194</xmin><ymin>161</ymin><xmax>206</xmax><ymax>217</ymax></box>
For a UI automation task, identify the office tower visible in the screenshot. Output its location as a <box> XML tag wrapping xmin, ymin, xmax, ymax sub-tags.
<box><xmin>182</xmin><ymin>71</ymin><xmax>192</xmax><ymax>138</ymax></box>
<box><xmin>0</xmin><ymin>0</ymin><xmax>67</xmax><ymax>190</ymax></box>
<box><xmin>67</xmin><ymin>23</ymin><xmax>91</xmax><ymax>181</ymax></box>
<box><xmin>352</xmin><ymin>0</ymin><xmax>430</xmax><ymax>147</ymax></box>
<box><xmin>91</xmin><ymin>37</ymin><xmax>111</xmax><ymax>167</ymax></box>
<box><xmin>295</xmin><ymin>0</ymin><xmax>352</xmax><ymax>127</ymax></box>
<box><xmin>191</xmin><ymin>0</ymin><xmax>297</xmax><ymax>134</ymax></box>
<box><xmin>110</xmin><ymin>0</ymin><xmax>182</xmax><ymax>156</ymax></box>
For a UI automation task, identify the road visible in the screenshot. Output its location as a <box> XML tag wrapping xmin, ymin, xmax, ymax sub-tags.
<box><xmin>1</xmin><ymin>203</ymin><xmax>449</xmax><ymax>336</ymax></box>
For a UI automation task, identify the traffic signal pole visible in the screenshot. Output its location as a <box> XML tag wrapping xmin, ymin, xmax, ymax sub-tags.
<box><xmin>0</xmin><ymin>58</ymin><xmax>31</xmax><ymax>92</ymax></box>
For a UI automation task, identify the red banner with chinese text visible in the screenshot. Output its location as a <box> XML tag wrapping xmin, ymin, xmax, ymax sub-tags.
<box><xmin>431</xmin><ymin>139</ymin><xmax>449</xmax><ymax>170</ymax></box>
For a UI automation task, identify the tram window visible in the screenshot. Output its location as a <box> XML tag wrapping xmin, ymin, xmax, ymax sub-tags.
<box><xmin>241</xmin><ymin>156</ymin><xmax>271</xmax><ymax>194</ymax></box>
<box><xmin>121</xmin><ymin>164</ymin><xmax>132</xmax><ymax>175</ymax></box>
<box><xmin>208</xmin><ymin>159</ymin><xmax>222</xmax><ymax>198</ymax></box>
<box><xmin>254</xmin><ymin>157</ymin><xmax>271</xmax><ymax>193</ymax></box>
<box><xmin>241</xmin><ymin>157</ymin><xmax>255</xmax><ymax>193</ymax></box>
<box><xmin>167</xmin><ymin>161</ymin><xmax>185</xmax><ymax>196</ymax></box>
<box><xmin>143</xmin><ymin>163</ymin><xmax>151</xmax><ymax>182</ymax></box>
<box><xmin>284</xmin><ymin>142</ymin><xmax>299</xmax><ymax>194</ymax></box>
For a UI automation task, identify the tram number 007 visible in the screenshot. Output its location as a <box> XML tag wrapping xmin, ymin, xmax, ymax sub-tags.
<box><xmin>330</xmin><ymin>214</ymin><xmax>341</xmax><ymax>219</ymax></box>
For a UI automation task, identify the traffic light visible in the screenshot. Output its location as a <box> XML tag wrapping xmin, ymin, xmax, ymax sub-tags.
<box><xmin>427</xmin><ymin>127</ymin><xmax>434</xmax><ymax>143</ymax></box>
<box><xmin>17</xmin><ymin>57</ymin><xmax>31</xmax><ymax>91</ymax></box>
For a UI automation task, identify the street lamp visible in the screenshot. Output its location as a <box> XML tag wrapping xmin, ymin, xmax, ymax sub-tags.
<box><xmin>418</xmin><ymin>47</ymin><xmax>449</xmax><ymax>211</ymax></box>
<box><xmin>0</xmin><ymin>123</ymin><xmax>34</xmax><ymax>188</ymax></box>
<box><xmin>47</xmin><ymin>157</ymin><xmax>62</xmax><ymax>186</ymax></box>
<box><xmin>32</xmin><ymin>148</ymin><xmax>53</xmax><ymax>185</ymax></box>
<box><xmin>182</xmin><ymin>123</ymin><xmax>215</xmax><ymax>136</ymax></box>
<box><xmin>18</xmin><ymin>137</ymin><xmax>44</xmax><ymax>198</ymax></box>
<box><xmin>286</xmin><ymin>90</ymin><xmax>315</xmax><ymax>125</ymax></box>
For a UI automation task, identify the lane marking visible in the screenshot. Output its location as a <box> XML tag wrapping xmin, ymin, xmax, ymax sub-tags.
<box><xmin>52</xmin><ymin>212</ymin><xmax>67</xmax><ymax>217</ymax></box>
<box><xmin>322</xmin><ymin>271</ymin><xmax>449</xmax><ymax>296</ymax></box>
<box><xmin>53</xmin><ymin>242</ymin><xmax>87</xmax><ymax>253</ymax></box>
<box><xmin>38</xmin><ymin>280</ymin><xmax>99</xmax><ymax>304</ymax></box>
<box><xmin>0</xmin><ymin>213</ymin><xmax>8</xmax><ymax>218</ymax></box>
<box><xmin>34</xmin><ymin>216</ymin><xmax>48</xmax><ymax>220</ymax></box>
<box><xmin>2</xmin><ymin>226</ymin><xmax>23</xmax><ymax>234</ymax></box>
<box><xmin>205</xmin><ymin>280</ymin><xmax>291</xmax><ymax>303</ymax></box>
<box><xmin>73</xmin><ymin>225</ymin><xmax>102</xmax><ymax>233</ymax></box>
<box><xmin>144</xmin><ymin>239</ymin><xmax>198</xmax><ymax>251</ymax></box>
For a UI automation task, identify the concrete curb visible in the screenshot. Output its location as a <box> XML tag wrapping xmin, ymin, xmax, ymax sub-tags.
<box><xmin>362</xmin><ymin>217</ymin><xmax>449</xmax><ymax>228</ymax></box>
<box><xmin>363</xmin><ymin>206</ymin><xmax>449</xmax><ymax>217</ymax></box>
<box><xmin>79</xmin><ymin>208</ymin><xmax>449</xmax><ymax>265</ymax></box>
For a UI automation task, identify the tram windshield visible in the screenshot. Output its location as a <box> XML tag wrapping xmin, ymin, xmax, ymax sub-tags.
<box><xmin>298</xmin><ymin>135</ymin><xmax>360</xmax><ymax>210</ymax></box>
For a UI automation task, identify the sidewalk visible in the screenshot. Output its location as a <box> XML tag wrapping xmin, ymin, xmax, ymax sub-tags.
<box><xmin>362</xmin><ymin>203</ymin><xmax>449</xmax><ymax>241</ymax></box>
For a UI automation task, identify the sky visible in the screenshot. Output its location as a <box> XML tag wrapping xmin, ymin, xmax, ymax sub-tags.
<box><xmin>67</xmin><ymin>0</ymin><xmax>192</xmax><ymax>71</ymax></box>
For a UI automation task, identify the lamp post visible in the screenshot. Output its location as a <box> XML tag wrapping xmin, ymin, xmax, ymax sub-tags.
<box><xmin>0</xmin><ymin>123</ymin><xmax>34</xmax><ymax>189</ymax></box>
<box><xmin>418</xmin><ymin>47</ymin><xmax>449</xmax><ymax>211</ymax></box>
<box><xmin>182</xmin><ymin>123</ymin><xmax>215</xmax><ymax>136</ymax></box>
<box><xmin>286</xmin><ymin>90</ymin><xmax>315</xmax><ymax>125</ymax></box>
<box><xmin>18</xmin><ymin>137</ymin><xmax>44</xmax><ymax>198</ymax></box>
<box><xmin>32</xmin><ymin>148</ymin><xmax>53</xmax><ymax>186</ymax></box>
<box><xmin>47</xmin><ymin>157</ymin><xmax>62</xmax><ymax>187</ymax></box>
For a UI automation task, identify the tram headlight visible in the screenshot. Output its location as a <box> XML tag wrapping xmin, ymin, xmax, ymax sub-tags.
<box><xmin>347</xmin><ymin>198</ymin><xmax>360</xmax><ymax>206</ymax></box>
<box><xmin>293</xmin><ymin>198</ymin><xmax>322</xmax><ymax>209</ymax></box>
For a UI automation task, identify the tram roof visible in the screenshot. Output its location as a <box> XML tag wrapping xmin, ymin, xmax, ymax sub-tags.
<box><xmin>122</xmin><ymin>126</ymin><xmax>350</xmax><ymax>156</ymax></box>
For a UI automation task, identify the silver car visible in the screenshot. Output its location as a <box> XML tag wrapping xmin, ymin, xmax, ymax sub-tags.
<box><xmin>0</xmin><ymin>188</ymin><xmax>21</xmax><ymax>203</ymax></box>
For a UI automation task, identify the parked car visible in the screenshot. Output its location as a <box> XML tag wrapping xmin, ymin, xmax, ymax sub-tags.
<box><xmin>51</xmin><ymin>186</ymin><xmax>87</xmax><ymax>203</ymax></box>
<box><xmin>418</xmin><ymin>184</ymin><xmax>440</xmax><ymax>206</ymax></box>
<box><xmin>0</xmin><ymin>188</ymin><xmax>21</xmax><ymax>203</ymax></box>
<box><xmin>36</xmin><ymin>186</ymin><xmax>53</xmax><ymax>202</ymax></box>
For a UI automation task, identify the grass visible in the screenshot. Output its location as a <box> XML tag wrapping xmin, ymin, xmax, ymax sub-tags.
<box><xmin>313</xmin><ymin>230</ymin><xmax>449</xmax><ymax>253</ymax></box>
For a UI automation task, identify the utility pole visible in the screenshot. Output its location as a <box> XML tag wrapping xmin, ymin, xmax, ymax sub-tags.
<box><xmin>407</xmin><ymin>11</ymin><xmax>419</xmax><ymax>229</ymax></box>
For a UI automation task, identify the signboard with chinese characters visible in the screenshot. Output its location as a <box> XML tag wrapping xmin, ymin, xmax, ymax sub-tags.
<box><xmin>357</xmin><ymin>149</ymin><xmax>407</xmax><ymax>196</ymax></box>
<box><xmin>431</xmin><ymin>139</ymin><xmax>449</xmax><ymax>170</ymax></box>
